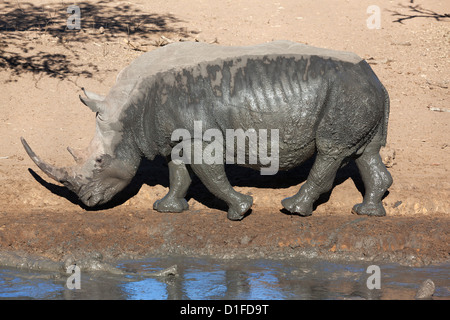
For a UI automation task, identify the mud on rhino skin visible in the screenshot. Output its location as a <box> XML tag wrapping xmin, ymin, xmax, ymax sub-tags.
<box><xmin>21</xmin><ymin>40</ymin><xmax>392</xmax><ymax>220</ymax></box>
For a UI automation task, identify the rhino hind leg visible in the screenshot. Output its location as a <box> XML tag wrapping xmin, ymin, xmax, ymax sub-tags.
<box><xmin>190</xmin><ymin>161</ymin><xmax>253</xmax><ymax>221</ymax></box>
<box><xmin>352</xmin><ymin>140</ymin><xmax>393</xmax><ymax>217</ymax></box>
<box><xmin>153</xmin><ymin>160</ymin><xmax>191</xmax><ymax>213</ymax></box>
<box><xmin>282</xmin><ymin>151</ymin><xmax>346</xmax><ymax>216</ymax></box>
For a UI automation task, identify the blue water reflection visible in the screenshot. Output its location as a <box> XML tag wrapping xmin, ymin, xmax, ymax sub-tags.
<box><xmin>0</xmin><ymin>258</ymin><xmax>449</xmax><ymax>300</ymax></box>
<box><xmin>183</xmin><ymin>270</ymin><xmax>227</xmax><ymax>299</ymax></box>
<box><xmin>0</xmin><ymin>269</ymin><xmax>61</xmax><ymax>299</ymax></box>
<box><xmin>245</xmin><ymin>272</ymin><xmax>285</xmax><ymax>299</ymax></box>
<box><xmin>122</xmin><ymin>278</ymin><xmax>168</xmax><ymax>300</ymax></box>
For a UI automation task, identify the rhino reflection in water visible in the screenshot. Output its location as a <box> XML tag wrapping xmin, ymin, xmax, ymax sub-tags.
<box><xmin>21</xmin><ymin>40</ymin><xmax>392</xmax><ymax>221</ymax></box>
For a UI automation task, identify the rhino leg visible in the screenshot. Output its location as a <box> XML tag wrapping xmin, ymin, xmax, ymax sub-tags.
<box><xmin>189</xmin><ymin>157</ymin><xmax>252</xmax><ymax>221</ymax></box>
<box><xmin>352</xmin><ymin>141</ymin><xmax>393</xmax><ymax>217</ymax></box>
<box><xmin>153</xmin><ymin>160</ymin><xmax>191</xmax><ymax>213</ymax></box>
<box><xmin>282</xmin><ymin>152</ymin><xmax>346</xmax><ymax>216</ymax></box>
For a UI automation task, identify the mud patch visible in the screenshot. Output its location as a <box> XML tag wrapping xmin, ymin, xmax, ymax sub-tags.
<box><xmin>0</xmin><ymin>209</ymin><xmax>448</xmax><ymax>267</ymax></box>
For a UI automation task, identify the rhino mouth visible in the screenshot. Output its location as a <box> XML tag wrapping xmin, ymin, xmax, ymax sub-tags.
<box><xmin>81</xmin><ymin>192</ymin><xmax>104</xmax><ymax>207</ymax></box>
<box><xmin>78</xmin><ymin>181</ymin><xmax>114</xmax><ymax>207</ymax></box>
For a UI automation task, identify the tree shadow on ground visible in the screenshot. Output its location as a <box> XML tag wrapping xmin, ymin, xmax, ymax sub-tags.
<box><xmin>388</xmin><ymin>4</ymin><xmax>450</xmax><ymax>24</ymax></box>
<box><xmin>0</xmin><ymin>0</ymin><xmax>196</xmax><ymax>81</ymax></box>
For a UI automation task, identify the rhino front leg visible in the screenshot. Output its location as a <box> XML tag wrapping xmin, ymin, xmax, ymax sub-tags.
<box><xmin>153</xmin><ymin>159</ymin><xmax>191</xmax><ymax>213</ymax></box>
<box><xmin>190</xmin><ymin>161</ymin><xmax>253</xmax><ymax>221</ymax></box>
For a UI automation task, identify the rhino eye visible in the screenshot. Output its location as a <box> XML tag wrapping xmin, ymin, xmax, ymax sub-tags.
<box><xmin>95</xmin><ymin>157</ymin><xmax>103</xmax><ymax>164</ymax></box>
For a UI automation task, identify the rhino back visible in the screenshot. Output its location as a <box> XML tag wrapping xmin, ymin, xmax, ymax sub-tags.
<box><xmin>117</xmin><ymin>40</ymin><xmax>362</xmax><ymax>82</ymax></box>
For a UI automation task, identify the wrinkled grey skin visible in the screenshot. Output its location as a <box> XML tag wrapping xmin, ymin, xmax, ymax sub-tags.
<box><xmin>21</xmin><ymin>40</ymin><xmax>392</xmax><ymax>220</ymax></box>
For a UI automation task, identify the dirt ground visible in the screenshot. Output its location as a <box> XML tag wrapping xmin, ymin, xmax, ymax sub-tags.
<box><xmin>0</xmin><ymin>0</ymin><xmax>449</xmax><ymax>267</ymax></box>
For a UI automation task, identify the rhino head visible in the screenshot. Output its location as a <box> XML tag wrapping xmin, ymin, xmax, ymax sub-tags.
<box><xmin>21</xmin><ymin>88</ymin><xmax>141</xmax><ymax>207</ymax></box>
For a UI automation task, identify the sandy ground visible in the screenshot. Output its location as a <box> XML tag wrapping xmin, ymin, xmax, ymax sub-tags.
<box><xmin>0</xmin><ymin>0</ymin><xmax>449</xmax><ymax>266</ymax></box>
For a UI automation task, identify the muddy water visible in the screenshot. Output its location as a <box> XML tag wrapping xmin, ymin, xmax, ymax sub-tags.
<box><xmin>0</xmin><ymin>257</ymin><xmax>448</xmax><ymax>300</ymax></box>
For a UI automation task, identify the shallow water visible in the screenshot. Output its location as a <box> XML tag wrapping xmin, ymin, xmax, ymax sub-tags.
<box><xmin>0</xmin><ymin>257</ymin><xmax>448</xmax><ymax>300</ymax></box>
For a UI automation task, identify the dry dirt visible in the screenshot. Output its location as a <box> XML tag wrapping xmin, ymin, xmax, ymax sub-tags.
<box><xmin>0</xmin><ymin>0</ymin><xmax>449</xmax><ymax>266</ymax></box>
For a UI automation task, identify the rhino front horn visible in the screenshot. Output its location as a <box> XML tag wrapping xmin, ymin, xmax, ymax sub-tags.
<box><xmin>21</xmin><ymin>137</ymin><xmax>71</xmax><ymax>184</ymax></box>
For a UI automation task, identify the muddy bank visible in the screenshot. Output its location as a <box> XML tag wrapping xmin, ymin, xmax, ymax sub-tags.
<box><xmin>0</xmin><ymin>208</ymin><xmax>448</xmax><ymax>270</ymax></box>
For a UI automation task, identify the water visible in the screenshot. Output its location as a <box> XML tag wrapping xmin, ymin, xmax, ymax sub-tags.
<box><xmin>0</xmin><ymin>257</ymin><xmax>448</xmax><ymax>300</ymax></box>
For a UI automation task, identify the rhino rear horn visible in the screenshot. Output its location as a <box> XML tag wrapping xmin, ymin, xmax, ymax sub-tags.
<box><xmin>67</xmin><ymin>146</ymin><xmax>85</xmax><ymax>164</ymax></box>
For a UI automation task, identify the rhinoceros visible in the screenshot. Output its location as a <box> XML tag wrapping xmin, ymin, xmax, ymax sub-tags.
<box><xmin>21</xmin><ymin>40</ymin><xmax>393</xmax><ymax>220</ymax></box>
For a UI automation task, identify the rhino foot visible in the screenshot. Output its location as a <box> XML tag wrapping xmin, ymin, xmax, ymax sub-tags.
<box><xmin>153</xmin><ymin>196</ymin><xmax>189</xmax><ymax>213</ymax></box>
<box><xmin>227</xmin><ymin>194</ymin><xmax>253</xmax><ymax>221</ymax></box>
<box><xmin>281</xmin><ymin>196</ymin><xmax>313</xmax><ymax>217</ymax></box>
<box><xmin>351</xmin><ymin>202</ymin><xmax>386</xmax><ymax>217</ymax></box>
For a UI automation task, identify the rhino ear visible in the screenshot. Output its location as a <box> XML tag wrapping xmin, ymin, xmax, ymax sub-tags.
<box><xmin>79</xmin><ymin>95</ymin><xmax>105</xmax><ymax>114</ymax></box>
<box><xmin>79</xmin><ymin>88</ymin><xmax>106</xmax><ymax>114</ymax></box>
<box><xmin>82</xmin><ymin>88</ymin><xmax>106</xmax><ymax>101</ymax></box>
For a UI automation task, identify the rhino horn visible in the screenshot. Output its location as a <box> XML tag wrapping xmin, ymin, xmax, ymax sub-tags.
<box><xmin>79</xmin><ymin>88</ymin><xmax>106</xmax><ymax>114</ymax></box>
<box><xmin>67</xmin><ymin>146</ymin><xmax>86</xmax><ymax>164</ymax></box>
<box><xmin>21</xmin><ymin>137</ymin><xmax>73</xmax><ymax>185</ymax></box>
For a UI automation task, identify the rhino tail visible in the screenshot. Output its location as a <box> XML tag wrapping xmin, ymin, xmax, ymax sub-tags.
<box><xmin>380</xmin><ymin>84</ymin><xmax>390</xmax><ymax>147</ymax></box>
